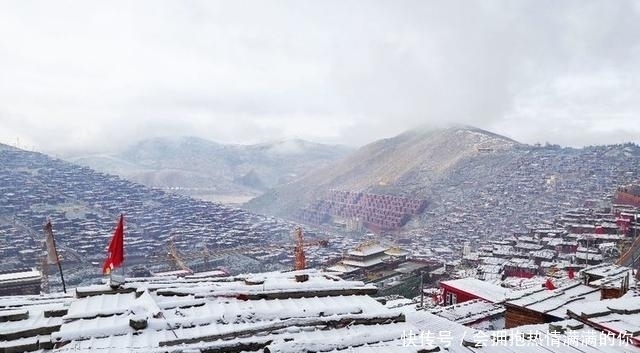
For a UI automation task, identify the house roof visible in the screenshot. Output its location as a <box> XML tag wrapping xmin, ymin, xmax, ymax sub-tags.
<box><xmin>583</xmin><ymin>263</ymin><xmax>632</xmax><ymax>280</ymax></box>
<box><xmin>0</xmin><ymin>270</ymin><xmax>411</xmax><ymax>353</ymax></box>
<box><xmin>504</xmin><ymin>258</ymin><xmax>538</xmax><ymax>269</ymax></box>
<box><xmin>430</xmin><ymin>299</ymin><xmax>505</xmax><ymax>325</ymax></box>
<box><xmin>2</xmin><ymin>269</ymin><xmax>639</xmax><ymax>353</ymax></box>
<box><xmin>444</xmin><ymin>319</ymin><xmax>639</xmax><ymax>353</ymax></box>
<box><xmin>342</xmin><ymin>257</ymin><xmax>385</xmax><ymax>268</ymax></box>
<box><xmin>325</xmin><ymin>263</ymin><xmax>361</xmax><ymax>274</ymax></box>
<box><xmin>505</xmin><ymin>281</ymin><xmax>601</xmax><ymax>318</ymax></box>
<box><xmin>566</xmin><ymin>292</ymin><xmax>640</xmax><ymax>345</ymax></box>
<box><xmin>440</xmin><ymin>277</ymin><xmax>512</xmax><ymax>303</ymax></box>
<box><xmin>0</xmin><ymin>268</ymin><xmax>41</xmax><ymax>284</ymax></box>
<box><xmin>348</xmin><ymin>243</ymin><xmax>389</xmax><ymax>257</ymax></box>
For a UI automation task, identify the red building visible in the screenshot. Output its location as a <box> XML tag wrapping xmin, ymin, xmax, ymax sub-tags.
<box><xmin>439</xmin><ymin>277</ymin><xmax>511</xmax><ymax>306</ymax></box>
<box><xmin>503</xmin><ymin>259</ymin><xmax>538</xmax><ymax>278</ymax></box>
<box><xmin>614</xmin><ymin>186</ymin><xmax>640</xmax><ymax>208</ymax></box>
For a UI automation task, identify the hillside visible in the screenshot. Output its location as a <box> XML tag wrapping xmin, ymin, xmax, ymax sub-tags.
<box><xmin>66</xmin><ymin>137</ymin><xmax>352</xmax><ymax>204</ymax></box>
<box><xmin>245</xmin><ymin>126</ymin><xmax>519</xmax><ymax>217</ymax></box>
<box><xmin>0</xmin><ymin>145</ymin><xmax>347</xmax><ymax>287</ymax></box>
<box><xmin>246</xmin><ymin>126</ymin><xmax>640</xmax><ymax>238</ymax></box>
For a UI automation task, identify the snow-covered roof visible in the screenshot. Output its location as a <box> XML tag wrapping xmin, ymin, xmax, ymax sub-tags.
<box><xmin>0</xmin><ymin>268</ymin><xmax>41</xmax><ymax>283</ymax></box>
<box><xmin>583</xmin><ymin>263</ymin><xmax>631</xmax><ymax>280</ymax></box>
<box><xmin>504</xmin><ymin>258</ymin><xmax>538</xmax><ymax>269</ymax></box>
<box><xmin>2</xmin><ymin>269</ymin><xmax>639</xmax><ymax>353</ymax></box>
<box><xmin>348</xmin><ymin>243</ymin><xmax>389</xmax><ymax>257</ymax></box>
<box><xmin>505</xmin><ymin>281</ymin><xmax>601</xmax><ymax>318</ymax></box>
<box><xmin>385</xmin><ymin>247</ymin><xmax>410</xmax><ymax>257</ymax></box>
<box><xmin>325</xmin><ymin>263</ymin><xmax>360</xmax><ymax>274</ymax></box>
<box><xmin>457</xmin><ymin>319</ymin><xmax>639</xmax><ymax>353</ymax></box>
<box><xmin>184</xmin><ymin>269</ymin><xmax>227</xmax><ymax>279</ymax></box>
<box><xmin>574</xmin><ymin>251</ymin><xmax>604</xmax><ymax>261</ymax></box>
<box><xmin>577</xmin><ymin>233</ymin><xmax>625</xmax><ymax>241</ymax></box>
<box><xmin>530</xmin><ymin>249</ymin><xmax>556</xmax><ymax>260</ymax></box>
<box><xmin>342</xmin><ymin>257</ymin><xmax>385</xmax><ymax>268</ymax></box>
<box><xmin>0</xmin><ymin>293</ymin><xmax>73</xmax><ymax>344</ymax></box>
<box><xmin>582</xmin><ymin>264</ymin><xmax>635</xmax><ymax>289</ymax></box>
<box><xmin>441</xmin><ymin>277</ymin><xmax>512</xmax><ymax>303</ymax></box>
<box><xmin>481</xmin><ymin>257</ymin><xmax>509</xmax><ymax>266</ymax></box>
<box><xmin>565</xmin><ymin>294</ymin><xmax>640</xmax><ymax>346</ymax></box>
<box><xmin>394</xmin><ymin>261</ymin><xmax>430</xmax><ymax>274</ymax></box>
<box><xmin>514</xmin><ymin>242</ymin><xmax>544</xmax><ymax>251</ymax></box>
<box><xmin>430</xmin><ymin>299</ymin><xmax>504</xmax><ymax>325</ymax></box>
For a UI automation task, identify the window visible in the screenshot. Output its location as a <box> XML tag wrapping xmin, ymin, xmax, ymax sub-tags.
<box><xmin>445</xmin><ymin>292</ymin><xmax>457</xmax><ymax>305</ymax></box>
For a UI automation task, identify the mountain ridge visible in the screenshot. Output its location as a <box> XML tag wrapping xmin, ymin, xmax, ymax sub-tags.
<box><xmin>65</xmin><ymin>136</ymin><xmax>353</xmax><ymax>204</ymax></box>
<box><xmin>245</xmin><ymin>126</ymin><xmax>640</xmax><ymax>237</ymax></box>
<box><xmin>245</xmin><ymin>125</ymin><xmax>520</xmax><ymax>217</ymax></box>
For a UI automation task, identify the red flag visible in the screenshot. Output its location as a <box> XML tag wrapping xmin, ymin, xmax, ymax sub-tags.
<box><xmin>568</xmin><ymin>268</ymin><xmax>575</xmax><ymax>279</ymax></box>
<box><xmin>545</xmin><ymin>278</ymin><xmax>556</xmax><ymax>290</ymax></box>
<box><xmin>102</xmin><ymin>214</ymin><xmax>124</xmax><ymax>275</ymax></box>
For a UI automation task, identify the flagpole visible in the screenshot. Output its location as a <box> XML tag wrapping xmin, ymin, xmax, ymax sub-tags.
<box><xmin>122</xmin><ymin>213</ymin><xmax>126</xmax><ymax>281</ymax></box>
<box><xmin>51</xmin><ymin>231</ymin><xmax>67</xmax><ymax>293</ymax></box>
<box><xmin>46</xmin><ymin>220</ymin><xmax>66</xmax><ymax>293</ymax></box>
<box><xmin>104</xmin><ymin>213</ymin><xmax>125</xmax><ymax>288</ymax></box>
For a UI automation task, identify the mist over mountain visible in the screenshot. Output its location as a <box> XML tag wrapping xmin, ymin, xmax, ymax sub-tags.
<box><xmin>65</xmin><ymin>136</ymin><xmax>352</xmax><ymax>204</ymax></box>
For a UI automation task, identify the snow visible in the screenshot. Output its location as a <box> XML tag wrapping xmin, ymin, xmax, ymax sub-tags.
<box><xmin>430</xmin><ymin>299</ymin><xmax>505</xmax><ymax>326</ymax></box>
<box><xmin>65</xmin><ymin>292</ymin><xmax>137</xmax><ymax>320</ymax></box>
<box><xmin>54</xmin><ymin>314</ymin><xmax>134</xmax><ymax>342</ymax></box>
<box><xmin>342</xmin><ymin>257</ymin><xmax>385</xmax><ymax>268</ymax></box>
<box><xmin>385</xmin><ymin>247</ymin><xmax>410</xmax><ymax>257</ymax></box>
<box><xmin>0</xmin><ymin>268</ymin><xmax>40</xmax><ymax>283</ymax></box>
<box><xmin>0</xmin><ymin>298</ymin><xmax>69</xmax><ymax>336</ymax></box>
<box><xmin>119</xmin><ymin>269</ymin><xmax>377</xmax><ymax>297</ymax></box>
<box><xmin>325</xmin><ymin>263</ymin><xmax>360</xmax><ymax>274</ymax></box>
<box><xmin>0</xmin><ymin>308</ymin><xmax>28</xmax><ymax>319</ymax></box>
<box><xmin>506</xmin><ymin>282</ymin><xmax>601</xmax><ymax>318</ymax></box>
<box><xmin>265</xmin><ymin>322</ymin><xmax>416</xmax><ymax>353</ymax></box>
<box><xmin>129</xmin><ymin>290</ymin><xmax>161</xmax><ymax>317</ymax></box>
<box><xmin>566</xmin><ymin>294</ymin><xmax>640</xmax><ymax>331</ymax></box>
<box><xmin>184</xmin><ymin>270</ymin><xmax>227</xmax><ymax>279</ymax></box>
<box><xmin>384</xmin><ymin>298</ymin><xmax>414</xmax><ymax>309</ymax></box>
<box><xmin>583</xmin><ymin>263</ymin><xmax>632</xmax><ymax>280</ymax></box>
<box><xmin>0</xmin><ymin>334</ymin><xmax>42</xmax><ymax>349</ymax></box>
<box><xmin>504</xmin><ymin>258</ymin><xmax>538</xmax><ymax>269</ymax></box>
<box><xmin>4</xmin><ymin>268</ymin><xmax>640</xmax><ymax>353</ymax></box>
<box><xmin>441</xmin><ymin>277</ymin><xmax>513</xmax><ymax>303</ymax></box>
<box><xmin>348</xmin><ymin>243</ymin><xmax>389</xmax><ymax>257</ymax></box>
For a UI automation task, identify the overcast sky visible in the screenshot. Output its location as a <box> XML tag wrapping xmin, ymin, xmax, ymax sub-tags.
<box><xmin>1</xmin><ymin>0</ymin><xmax>639</xmax><ymax>153</ymax></box>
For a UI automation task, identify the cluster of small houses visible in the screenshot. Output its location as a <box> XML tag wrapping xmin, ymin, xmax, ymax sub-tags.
<box><xmin>0</xmin><ymin>146</ymin><xmax>355</xmax><ymax>285</ymax></box>
<box><xmin>316</xmin><ymin>201</ymin><xmax>640</xmax><ymax>300</ymax></box>
<box><xmin>460</xmin><ymin>204</ymin><xmax>640</xmax><ymax>283</ymax></box>
<box><xmin>436</xmin><ymin>262</ymin><xmax>637</xmax><ymax>331</ymax></box>
<box><xmin>399</xmin><ymin>144</ymin><xmax>639</xmax><ymax>262</ymax></box>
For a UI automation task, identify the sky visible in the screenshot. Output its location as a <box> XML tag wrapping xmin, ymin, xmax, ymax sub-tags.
<box><xmin>0</xmin><ymin>0</ymin><xmax>639</xmax><ymax>153</ymax></box>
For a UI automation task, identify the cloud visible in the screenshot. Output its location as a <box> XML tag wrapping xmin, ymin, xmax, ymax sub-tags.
<box><xmin>0</xmin><ymin>0</ymin><xmax>638</xmax><ymax>152</ymax></box>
